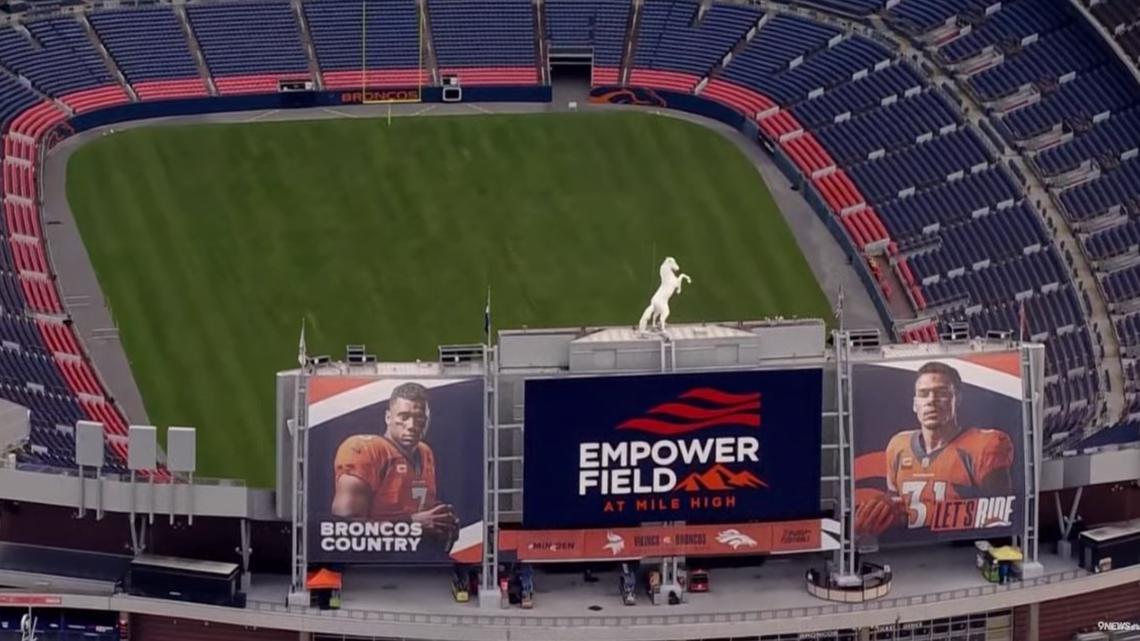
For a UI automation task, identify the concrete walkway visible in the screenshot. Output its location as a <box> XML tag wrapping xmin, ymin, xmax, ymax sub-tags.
<box><xmin>39</xmin><ymin>83</ymin><xmax>886</xmax><ymax>431</ymax></box>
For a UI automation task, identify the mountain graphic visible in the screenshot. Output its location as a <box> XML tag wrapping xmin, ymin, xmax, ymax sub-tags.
<box><xmin>676</xmin><ymin>465</ymin><xmax>767</xmax><ymax>492</ymax></box>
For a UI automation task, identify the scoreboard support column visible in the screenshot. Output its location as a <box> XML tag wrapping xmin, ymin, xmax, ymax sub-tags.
<box><xmin>479</xmin><ymin>344</ymin><xmax>502</xmax><ymax>609</ymax></box>
<box><xmin>1019</xmin><ymin>343</ymin><xmax>1044</xmax><ymax>577</ymax></box>
<box><xmin>240</xmin><ymin>518</ymin><xmax>252</xmax><ymax>592</ymax></box>
<box><xmin>287</xmin><ymin>365</ymin><xmax>311</xmax><ymax>607</ymax></box>
<box><xmin>832</xmin><ymin>330</ymin><xmax>859</xmax><ymax>582</ymax></box>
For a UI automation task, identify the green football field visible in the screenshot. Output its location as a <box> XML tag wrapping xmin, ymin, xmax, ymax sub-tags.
<box><xmin>65</xmin><ymin>111</ymin><xmax>831</xmax><ymax>487</ymax></box>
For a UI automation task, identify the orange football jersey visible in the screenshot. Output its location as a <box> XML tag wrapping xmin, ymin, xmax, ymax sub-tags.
<box><xmin>885</xmin><ymin>427</ymin><xmax>1013</xmax><ymax>529</ymax></box>
<box><xmin>334</xmin><ymin>434</ymin><xmax>438</xmax><ymax>520</ymax></box>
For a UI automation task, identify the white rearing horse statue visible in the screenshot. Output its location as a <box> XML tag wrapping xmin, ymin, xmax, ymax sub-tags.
<box><xmin>638</xmin><ymin>257</ymin><xmax>692</xmax><ymax>333</ymax></box>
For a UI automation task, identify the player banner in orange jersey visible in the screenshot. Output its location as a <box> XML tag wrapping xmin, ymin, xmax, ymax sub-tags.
<box><xmin>851</xmin><ymin>353</ymin><xmax>1026</xmax><ymax>545</ymax></box>
<box><xmin>305</xmin><ymin>376</ymin><xmax>484</xmax><ymax>565</ymax></box>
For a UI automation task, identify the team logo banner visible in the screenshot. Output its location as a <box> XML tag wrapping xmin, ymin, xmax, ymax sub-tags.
<box><xmin>306</xmin><ymin>377</ymin><xmax>484</xmax><ymax>565</ymax></box>
<box><xmin>523</xmin><ymin>369</ymin><xmax>823</xmax><ymax>528</ymax></box>
<box><xmin>852</xmin><ymin>354</ymin><xmax>1026</xmax><ymax>545</ymax></box>
<box><xmin>506</xmin><ymin>519</ymin><xmax>840</xmax><ymax>562</ymax></box>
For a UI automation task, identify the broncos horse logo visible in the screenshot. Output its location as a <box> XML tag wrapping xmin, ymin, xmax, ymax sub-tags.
<box><xmin>716</xmin><ymin>528</ymin><xmax>758</xmax><ymax>549</ymax></box>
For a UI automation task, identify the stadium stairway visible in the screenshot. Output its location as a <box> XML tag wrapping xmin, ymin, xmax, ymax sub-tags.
<box><xmin>291</xmin><ymin>0</ymin><xmax>324</xmax><ymax>90</ymax></box>
<box><xmin>617</xmin><ymin>0</ymin><xmax>643</xmax><ymax>86</ymax></box>
<box><xmin>87</xmin><ymin>6</ymin><xmax>211</xmax><ymax>101</ymax></box>
<box><xmin>534</xmin><ymin>0</ymin><xmax>550</xmax><ymax>86</ymax></box>
<box><xmin>1076</xmin><ymin>0</ymin><xmax>1140</xmax><ymax>88</ymax></box>
<box><xmin>174</xmin><ymin>3</ymin><xmax>218</xmax><ymax>97</ymax></box>
<box><xmin>0</xmin><ymin>61</ymin><xmax>68</xmax><ymax>118</ymax></box>
<box><xmin>417</xmin><ymin>0</ymin><xmax>441</xmax><ymax>86</ymax></box>
<box><xmin>697</xmin><ymin>10</ymin><xmax>765</xmax><ymax>90</ymax></box>
<box><xmin>77</xmin><ymin>12</ymin><xmax>138</xmax><ymax>103</ymax></box>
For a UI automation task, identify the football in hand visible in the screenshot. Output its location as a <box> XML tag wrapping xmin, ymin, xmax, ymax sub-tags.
<box><xmin>854</xmin><ymin>488</ymin><xmax>905</xmax><ymax>537</ymax></box>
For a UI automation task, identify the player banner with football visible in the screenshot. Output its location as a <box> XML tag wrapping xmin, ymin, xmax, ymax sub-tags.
<box><xmin>305</xmin><ymin>376</ymin><xmax>485</xmax><ymax>565</ymax></box>
<box><xmin>852</xmin><ymin>353</ymin><xmax>1026</xmax><ymax>545</ymax></box>
<box><xmin>523</xmin><ymin>369</ymin><xmax>824</xmax><ymax>529</ymax></box>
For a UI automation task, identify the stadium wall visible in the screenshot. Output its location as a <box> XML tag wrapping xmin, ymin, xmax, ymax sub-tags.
<box><xmin>129</xmin><ymin>613</ymin><xmax>296</xmax><ymax>641</ymax></box>
<box><xmin>6</xmin><ymin>581</ymin><xmax>1139</xmax><ymax>641</ymax></box>
<box><xmin>60</xmin><ymin>86</ymin><xmax>553</xmax><ymax>134</ymax></box>
<box><xmin>7</xmin><ymin>565</ymin><xmax>1139</xmax><ymax>640</ymax></box>
<box><xmin>1014</xmin><ymin>582</ymin><xmax>1140</xmax><ymax>641</ymax></box>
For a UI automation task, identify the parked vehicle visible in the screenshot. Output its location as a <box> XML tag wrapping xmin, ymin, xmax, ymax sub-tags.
<box><xmin>687</xmin><ymin>569</ymin><xmax>710</xmax><ymax>592</ymax></box>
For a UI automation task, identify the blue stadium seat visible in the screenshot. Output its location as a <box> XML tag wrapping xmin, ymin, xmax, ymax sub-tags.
<box><xmin>790</xmin><ymin>64</ymin><xmax>924</xmax><ymax>128</ymax></box>
<box><xmin>428</xmin><ymin>0</ymin><xmax>535</xmax><ymax>68</ymax></box>
<box><xmin>545</xmin><ymin>0</ymin><xmax>630</xmax><ymax>67</ymax></box>
<box><xmin>632</xmin><ymin>1</ymin><xmax>760</xmax><ymax>77</ymax></box>
<box><xmin>305</xmin><ymin>0</ymin><xmax>418</xmax><ymax>71</ymax></box>
<box><xmin>720</xmin><ymin>14</ymin><xmax>841</xmax><ymax>96</ymax></box>
<box><xmin>0</xmin><ymin>18</ymin><xmax>114</xmax><ymax>96</ymax></box>
<box><xmin>89</xmin><ymin>8</ymin><xmax>199</xmax><ymax>84</ymax></box>
<box><xmin>938</xmin><ymin>0</ymin><xmax>1071</xmax><ymax>65</ymax></box>
<box><xmin>186</xmin><ymin>0</ymin><xmax>309</xmax><ymax>85</ymax></box>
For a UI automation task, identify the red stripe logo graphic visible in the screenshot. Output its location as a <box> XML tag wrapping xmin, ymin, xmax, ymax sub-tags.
<box><xmin>617</xmin><ymin>388</ymin><xmax>761</xmax><ymax>436</ymax></box>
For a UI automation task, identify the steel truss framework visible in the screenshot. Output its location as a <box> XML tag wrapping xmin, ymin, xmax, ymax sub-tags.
<box><xmin>287</xmin><ymin>333</ymin><xmax>1044</xmax><ymax>605</ymax></box>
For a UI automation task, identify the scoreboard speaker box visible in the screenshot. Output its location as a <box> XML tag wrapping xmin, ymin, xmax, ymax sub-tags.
<box><xmin>75</xmin><ymin>421</ymin><xmax>104</xmax><ymax>468</ymax></box>
<box><xmin>167</xmin><ymin>427</ymin><xmax>197</xmax><ymax>473</ymax></box>
<box><xmin>128</xmin><ymin>425</ymin><xmax>157</xmax><ymax>471</ymax></box>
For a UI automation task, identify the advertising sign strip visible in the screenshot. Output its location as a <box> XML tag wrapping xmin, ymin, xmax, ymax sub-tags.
<box><xmin>306</xmin><ymin>376</ymin><xmax>484</xmax><ymax>565</ymax></box>
<box><xmin>337</xmin><ymin>88</ymin><xmax>421</xmax><ymax>104</ymax></box>
<box><xmin>523</xmin><ymin>369</ymin><xmax>824</xmax><ymax>528</ymax></box>
<box><xmin>0</xmin><ymin>595</ymin><xmax>62</xmax><ymax>605</ymax></box>
<box><xmin>509</xmin><ymin>519</ymin><xmax>840</xmax><ymax>562</ymax></box>
<box><xmin>852</xmin><ymin>353</ymin><xmax>1026</xmax><ymax>545</ymax></box>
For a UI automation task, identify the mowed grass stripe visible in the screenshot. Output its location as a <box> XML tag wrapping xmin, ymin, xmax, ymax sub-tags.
<box><xmin>65</xmin><ymin>112</ymin><xmax>830</xmax><ymax>487</ymax></box>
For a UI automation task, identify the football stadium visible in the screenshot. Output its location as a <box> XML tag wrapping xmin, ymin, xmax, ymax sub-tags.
<box><xmin>0</xmin><ymin>0</ymin><xmax>1138</xmax><ymax>639</ymax></box>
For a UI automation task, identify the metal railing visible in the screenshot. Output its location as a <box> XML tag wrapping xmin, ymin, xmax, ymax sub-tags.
<box><xmin>0</xmin><ymin>457</ymin><xmax>246</xmax><ymax>487</ymax></box>
<box><xmin>244</xmin><ymin>567</ymin><xmax>1090</xmax><ymax>627</ymax></box>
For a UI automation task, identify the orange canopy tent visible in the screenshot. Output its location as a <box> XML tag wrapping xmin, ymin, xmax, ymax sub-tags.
<box><xmin>306</xmin><ymin>568</ymin><xmax>342</xmax><ymax>591</ymax></box>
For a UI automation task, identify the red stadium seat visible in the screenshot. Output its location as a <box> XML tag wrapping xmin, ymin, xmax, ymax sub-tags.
<box><xmin>438</xmin><ymin>67</ymin><xmax>538</xmax><ymax>86</ymax></box>
<box><xmin>591</xmin><ymin>67</ymin><xmax>619</xmax><ymax>86</ymax></box>
<box><xmin>322</xmin><ymin>69</ymin><xmax>429</xmax><ymax>90</ymax></box>
<box><xmin>60</xmin><ymin>86</ymin><xmax>131</xmax><ymax>114</ymax></box>
<box><xmin>700</xmin><ymin>79</ymin><xmax>776</xmax><ymax>117</ymax></box>
<box><xmin>214</xmin><ymin>74</ymin><xmax>312</xmax><ymax>95</ymax></box>
<box><xmin>133</xmin><ymin>78</ymin><xmax>211</xmax><ymax>100</ymax></box>
<box><xmin>629</xmin><ymin>68</ymin><xmax>699</xmax><ymax>92</ymax></box>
